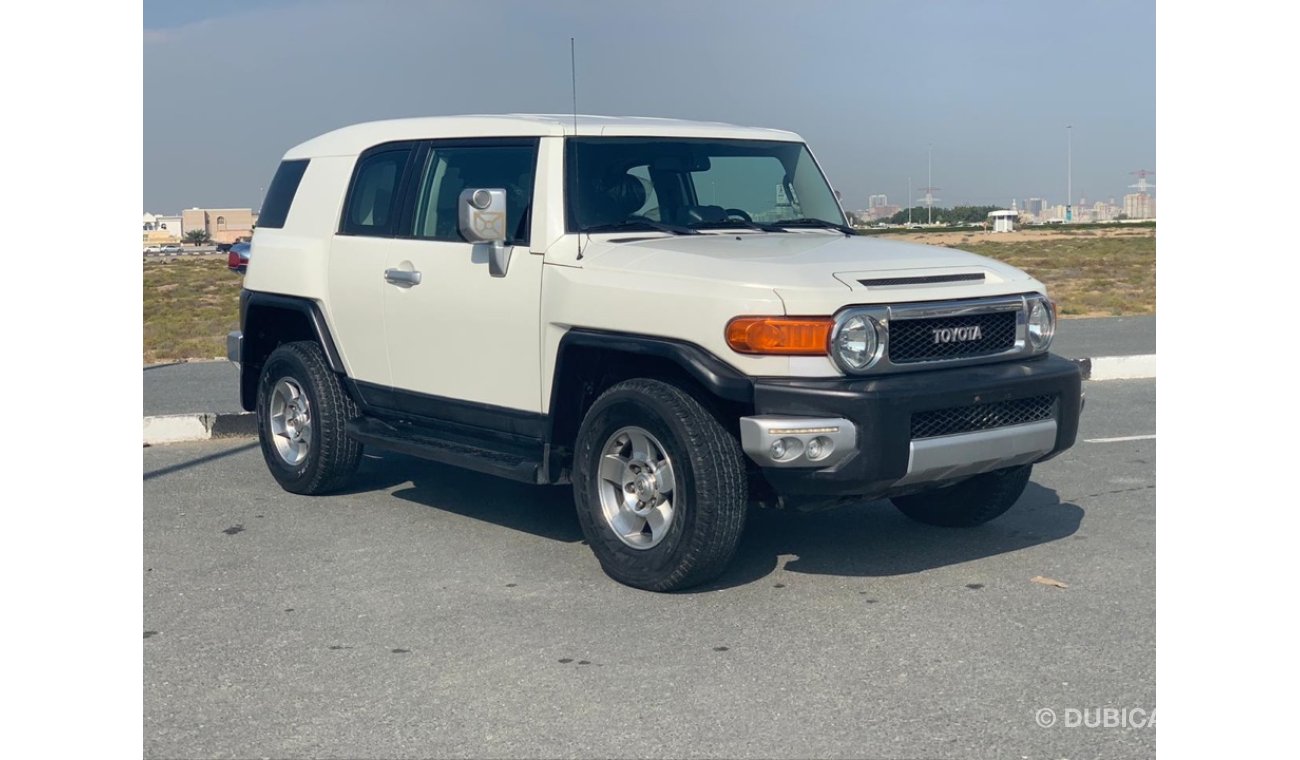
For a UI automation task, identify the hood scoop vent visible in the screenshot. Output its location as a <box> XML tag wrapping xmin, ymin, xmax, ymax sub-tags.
<box><xmin>857</xmin><ymin>272</ymin><xmax>985</xmax><ymax>288</ymax></box>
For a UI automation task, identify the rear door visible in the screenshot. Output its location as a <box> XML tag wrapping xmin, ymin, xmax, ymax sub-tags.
<box><xmin>381</xmin><ymin>138</ymin><xmax>545</xmax><ymax>423</ymax></box>
<box><xmin>326</xmin><ymin>142</ymin><xmax>419</xmax><ymax>404</ymax></box>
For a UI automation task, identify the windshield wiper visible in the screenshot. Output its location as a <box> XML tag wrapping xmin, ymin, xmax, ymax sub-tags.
<box><xmin>584</xmin><ymin>220</ymin><xmax>700</xmax><ymax>236</ymax></box>
<box><xmin>688</xmin><ymin>219</ymin><xmax>788</xmax><ymax>233</ymax></box>
<box><xmin>771</xmin><ymin>218</ymin><xmax>855</xmax><ymax>236</ymax></box>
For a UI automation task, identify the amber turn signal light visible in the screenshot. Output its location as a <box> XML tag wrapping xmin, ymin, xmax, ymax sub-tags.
<box><xmin>725</xmin><ymin>316</ymin><xmax>834</xmax><ymax>355</ymax></box>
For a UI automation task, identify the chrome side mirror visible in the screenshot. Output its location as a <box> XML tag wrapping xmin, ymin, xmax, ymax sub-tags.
<box><xmin>458</xmin><ymin>188</ymin><xmax>511</xmax><ymax>277</ymax></box>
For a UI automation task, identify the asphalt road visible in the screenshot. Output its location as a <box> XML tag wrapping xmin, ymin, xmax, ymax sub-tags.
<box><xmin>144</xmin><ymin>360</ymin><xmax>242</xmax><ymax>416</ymax></box>
<box><xmin>144</xmin><ymin>378</ymin><xmax>1156</xmax><ymax>759</ymax></box>
<box><xmin>1049</xmin><ymin>316</ymin><xmax>1155</xmax><ymax>362</ymax></box>
<box><xmin>142</xmin><ymin>316</ymin><xmax>1155</xmax><ymax>417</ymax></box>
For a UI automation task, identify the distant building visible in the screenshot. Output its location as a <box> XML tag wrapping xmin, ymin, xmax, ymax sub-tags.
<box><xmin>181</xmin><ymin>207</ymin><xmax>258</xmax><ymax>243</ymax></box>
<box><xmin>865</xmin><ymin>204</ymin><xmax>901</xmax><ymax>222</ymax></box>
<box><xmin>868</xmin><ymin>194</ymin><xmax>889</xmax><ymax>209</ymax></box>
<box><xmin>142</xmin><ymin>212</ymin><xmax>183</xmax><ymax>243</ymax></box>
<box><xmin>1123</xmin><ymin>192</ymin><xmax>1155</xmax><ymax>220</ymax></box>
<box><xmin>1024</xmin><ymin>197</ymin><xmax>1045</xmax><ymax>216</ymax></box>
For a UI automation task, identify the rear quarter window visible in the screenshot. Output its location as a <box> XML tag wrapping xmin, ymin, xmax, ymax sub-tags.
<box><xmin>257</xmin><ymin>159</ymin><xmax>310</xmax><ymax>229</ymax></box>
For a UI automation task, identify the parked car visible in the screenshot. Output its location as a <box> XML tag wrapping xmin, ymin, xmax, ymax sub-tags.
<box><xmin>161</xmin><ymin>244</ymin><xmax>182</xmax><ymax>253</ymax></box>
<box><xmin>228</xmin><ymin>114</ymin><xmax>1082</xmax><ymax>591</ymax></box>
<box><xmin>227</xmin><ymin>242</ymin><xmax>250</xmax><ymax>273</ymax></box>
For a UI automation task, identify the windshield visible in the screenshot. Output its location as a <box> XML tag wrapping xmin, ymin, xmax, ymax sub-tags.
<box><xmin>565</xmin><ymin>137</ymin><xmax>845</xmax><ymax>233</ymax></box>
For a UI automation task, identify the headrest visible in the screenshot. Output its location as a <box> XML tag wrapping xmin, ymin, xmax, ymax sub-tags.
<box><xmin>605</xmin><ymin>174</ymin><xmax>647</xmax><ymax>218</ymax></box>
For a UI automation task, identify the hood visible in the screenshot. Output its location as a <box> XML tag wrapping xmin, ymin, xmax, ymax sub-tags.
<box><xmin>578</xmin><ymin>232</ymin><xmax>1040</xmax><ymax>313</ymax></box>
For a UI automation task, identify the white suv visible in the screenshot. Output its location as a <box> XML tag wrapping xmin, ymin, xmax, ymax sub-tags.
<box><xmin>229</xmin><ymin>115</ymin><xmax>1082</xmax><ymax>591</ymax></box>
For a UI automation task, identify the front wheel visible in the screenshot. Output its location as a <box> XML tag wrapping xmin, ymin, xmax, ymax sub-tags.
<box><xmin>256</xmin><ymin>341</ymin><xmax>363</xmax><ymax>495</ymax></box>
<box><xmin>572</xmin><ymin>379</ymin><xmax>747</xmax><ymax>592</ymax></box>
<box><xmin>890</xmin><ymin>465</ymin><xmax>1032</xmax><ymax>527</ymax></box>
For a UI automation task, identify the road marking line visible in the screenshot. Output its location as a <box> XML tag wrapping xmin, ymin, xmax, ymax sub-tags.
<box><xmin>1085</xmin><ymin>434</ymin><xmax>1156</xmax><ymax>443</ymax></box>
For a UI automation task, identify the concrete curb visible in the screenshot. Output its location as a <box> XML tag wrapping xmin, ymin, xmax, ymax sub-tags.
<box><xmin>144</xmin><ymin>354</ymin><xmax>1155</xmax><ymax>445</ymax></box>
<box><xmin>1070</xmin><ymin>354</ymin><xmax>1156</xmax><ymax>382</ymax></box>
<box><xmin>143</xmin><ymin>412</ymin><xmax>256</xmax><ymax>446</ymax></box>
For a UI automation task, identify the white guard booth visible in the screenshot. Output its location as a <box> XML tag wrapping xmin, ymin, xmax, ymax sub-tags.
<box><xmin>987</xmin><ymin>210</ymin><xmax>1017</xmax><ymax>233</ymax></box>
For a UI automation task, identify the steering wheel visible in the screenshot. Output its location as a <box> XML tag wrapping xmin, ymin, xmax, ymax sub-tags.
<box><xmin>723</xmin><ymin>208</ymin><xmax>753</xmax><ymax>223</ymax></box>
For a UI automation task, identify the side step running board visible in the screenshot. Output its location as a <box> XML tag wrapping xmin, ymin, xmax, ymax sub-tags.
<box><xmin>346</xmin><ymin>417</ymin><xmax>541</xmax><ymax>484</ymax></box>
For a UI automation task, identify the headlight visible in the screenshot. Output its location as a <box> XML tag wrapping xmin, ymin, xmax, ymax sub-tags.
<box><xmin>1027</xmin><ymin>298</ymin><xmax>1055</xmax><ymax>351</ymax></box>
<box><xmin>831</xmin><ymin>314</ymin><xmax>881</xmax><ymax>372</ymax></box>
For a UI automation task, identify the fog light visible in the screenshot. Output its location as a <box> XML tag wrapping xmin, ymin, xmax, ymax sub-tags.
<box><xmin>770</xmin><ymin>437</ymin><xmax>804</xmax><ymax>462</ymax></box>
<box><xmin>807</xmin><ymin>436</ymin><xmax>833</xmax><ymax>461</ymax></box>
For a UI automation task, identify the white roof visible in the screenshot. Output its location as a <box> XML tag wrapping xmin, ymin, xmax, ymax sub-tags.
<box><xmin>987</xmin><ymin>210</ymin><xmax>1019</xmax><ymax>217</ymax></box>
<box><xmin>284</xmin><ymin>114</ymin><xmax>804</xmax><ymax>158</ymax></box>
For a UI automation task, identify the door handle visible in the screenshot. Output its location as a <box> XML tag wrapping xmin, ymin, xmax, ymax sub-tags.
<box><xmin>384</xmin><ymin>268</ymin><xmax>422</xmax><ymax>287</ymax></box>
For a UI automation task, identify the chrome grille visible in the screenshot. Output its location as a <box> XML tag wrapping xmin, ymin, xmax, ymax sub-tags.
<box><xmin>911</xmin><ymin>395</ymin><xmax>1057</xmax><ymax>440</ymax></box>
<box><xmin>889</xmin><ymin>311</ymin><xmax>1017</xmax><ymax>364</ymax></box>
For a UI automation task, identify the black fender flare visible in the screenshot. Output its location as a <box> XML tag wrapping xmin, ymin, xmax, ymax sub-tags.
<box><xmin>541</xmin><ymin>328</ymin><xmax>755</xmax><ymax>482</ymax></box>
<box><xmin>238</xmin><ymin>291</ymin><xmax>346</xmax><ymax>409</ymax></box>
<box><xmin>550</xmin><ymin>329</ymin><xmax>754</xmax><ymax>409</ymax></box>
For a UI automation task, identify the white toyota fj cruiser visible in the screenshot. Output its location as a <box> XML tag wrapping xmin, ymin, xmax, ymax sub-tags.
<box><xmin>229</xmin><ymin>115</ymin><xmax>1082</xmax><ymax>591</ymax></box>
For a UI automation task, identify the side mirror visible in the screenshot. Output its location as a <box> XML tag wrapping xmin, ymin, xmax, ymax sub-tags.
<box><xmin>458</xmin><ymin>188</ymin><xmax>511</xmax><ymax>277</ymax></box>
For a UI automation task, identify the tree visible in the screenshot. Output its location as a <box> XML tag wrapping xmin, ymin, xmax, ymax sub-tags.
<box><xmin>184</xmin><ymin>229</ymin><xmax>211</xmax><ymax>246</ymax></box>
<box><xmin>883</xmin><ymin>205</ymin><xmax>1002</xmax><ymax>226</ymax></box>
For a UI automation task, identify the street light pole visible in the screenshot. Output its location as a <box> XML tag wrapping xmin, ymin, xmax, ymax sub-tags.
<box><xmin>927</xmin><ymin>144</ymin><xmax>933</xmax><ymax>226</ymax></box>
<box><xmin>1066</xmin><ymin>125</ymin><xmax>1072</xmax><ymax>223</ymax></box>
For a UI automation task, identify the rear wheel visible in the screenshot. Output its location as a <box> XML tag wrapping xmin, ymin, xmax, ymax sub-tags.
<box><xmin>256</xmin><ymin>341</ymin><xmax>362</xmax><ymax>495</ymax></box>
<box><xmin>573</xmin><ymin>378</ymin><xmax>747</xmax><ymax>591</ymax></box>
<box><xmin>890</xmin><ymin>465</ymin><xmax>1031</xmax><ymax>527</ymax></box>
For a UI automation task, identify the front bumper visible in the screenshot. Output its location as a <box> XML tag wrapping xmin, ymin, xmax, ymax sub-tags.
<box><xmin>744</xmin><ymin>354</ymin><xmax>1082</xmax><ymax>504</ymax></box>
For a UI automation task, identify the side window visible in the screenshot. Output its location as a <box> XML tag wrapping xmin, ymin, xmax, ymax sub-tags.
<box><xmin>258</xmin><ymin>159</ymin><xmax>309</xmax><ymax>229</ymax></box>
<box><xmin>341</xmin><ymin>147</ymin><xmax>412</xmax><ymax>236</ymax></box>
<box><xmin>409</xmin><ymin>141</ymin><xmax>538</xmax><ymax>245</ymax></box>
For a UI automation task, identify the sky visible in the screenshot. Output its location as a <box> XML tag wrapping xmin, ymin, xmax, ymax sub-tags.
<box><xmin>143</xmin><ymin>0</ymin><xmax>1155</xmax><ymax>213</ymax></box>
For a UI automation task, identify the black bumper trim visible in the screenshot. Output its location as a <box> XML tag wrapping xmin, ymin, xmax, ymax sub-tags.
<box><xmin>752</xmin><ymin>353</ymin><xmax>1082</xmax><ymax>498</ymax></box>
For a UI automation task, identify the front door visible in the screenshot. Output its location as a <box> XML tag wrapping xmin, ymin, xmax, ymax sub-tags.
<box><xmin>382</xmin><ymin>138</ymin><xmax>545</xmax><ymax>424</ymax></box>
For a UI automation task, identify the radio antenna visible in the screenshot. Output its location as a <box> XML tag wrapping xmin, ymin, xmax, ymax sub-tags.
<box><xmin>570</xmin><ymin>37</ymin><xmax>579</xmax><ymax>135</ymax></box>
<box><xmin>571</xmin><ymin>37</ymin><xmax>583</xmax><ymax>259</ymax></box>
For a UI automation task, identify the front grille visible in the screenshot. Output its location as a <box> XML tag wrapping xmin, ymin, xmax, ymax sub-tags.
<box><xmin>911</xmin><ymin>395</ymin><xmax>1057</xmax><ymax>440</ymax></box>
<box><xmin>889</xmin><ymin>311</ymin><xmax>1017</xmax><ymax>363</ymax></box>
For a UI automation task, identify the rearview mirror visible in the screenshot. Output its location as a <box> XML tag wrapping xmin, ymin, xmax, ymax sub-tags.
<box><xmin>458</xmin><ymin>188</ymin><xmax>511</xmax><ymax>277</ymax></box>
<box><xmin>650</xmin><ymin>154</ymin><xmax>711</xmax><ymax>173</ymax></box>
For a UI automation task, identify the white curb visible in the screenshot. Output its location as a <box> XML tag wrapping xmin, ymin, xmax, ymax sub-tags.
<box><xmin>143</xmin><ymin>413</ymin><xmax>256</xmax><ymax>446</ymax></box>
<box><xmin>1083</xmin><ymin>354</ymin><xmax>1156</xmax><ymax>381</ymax></box>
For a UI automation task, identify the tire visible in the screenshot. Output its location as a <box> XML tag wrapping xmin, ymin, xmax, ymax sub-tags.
<box><xmin>572</xmin><ymin>378</ymin><xmax>747</xmax><ymax>592</ymax></box>
<box><xmin>256</xmin><ymin>341</ymin><xmax>363</xmax><ymax>495</ymax></box>
<box><xmin>890</xmin><ymin>464</ymin><xmax>1032</xmax><ymax>527</ymax></box>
